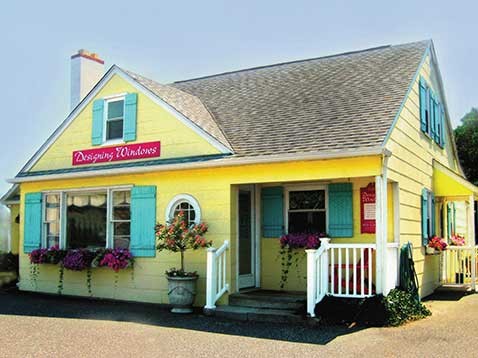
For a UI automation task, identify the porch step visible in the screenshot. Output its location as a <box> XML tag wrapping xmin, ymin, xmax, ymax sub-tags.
<box><xmin>215</xmin><ymin>290</ymin><xmax>308</xmax><ymax>324</ymax></box>
<box><xmin>229</xmin><ymin>290</ymin><xmax>306</xmax><ymax>310</ymax></box>
<box><xmin>215</xmin><ymin>305</ymin><xmax>306</xmax><ymax>324</ymax></box>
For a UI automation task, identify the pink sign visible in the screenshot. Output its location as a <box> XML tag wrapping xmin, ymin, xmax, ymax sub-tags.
<box><xmin>72</xmin><ymin>141</ymin><xmax>161</xmax><ymax>166</ymax></box>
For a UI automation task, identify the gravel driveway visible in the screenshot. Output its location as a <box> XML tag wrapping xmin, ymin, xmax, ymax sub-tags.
<box><xmin>0</xmin><ymin>288</ymin><xmax>474</xmax><ymax>357</ymax></box>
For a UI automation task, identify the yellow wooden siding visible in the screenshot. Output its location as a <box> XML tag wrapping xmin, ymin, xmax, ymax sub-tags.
<box><xmin>9</xmin><ymin>204</ymin><xmax>20</xmax><ymax>254</ymax></box>
<box><xmin>18</xmin><ymin>155</ymin><xmax>381</xmax><ymax>305</ymax></box>
<box><xmin>30</xmin><ymin>74</ymin><xmax>222</xmax><ymax>172</ymax></box>
<box><xmin>386</xmin><ymin>54</ymin><xmax>459</xmax><ymax>297</ymax></box>
<box><xmin>260</xmin><ymin>178</ymin><xmax>394</xmax><ymax>291</ymax></box>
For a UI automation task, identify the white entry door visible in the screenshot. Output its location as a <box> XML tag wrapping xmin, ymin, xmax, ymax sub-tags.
<box><xmin>238</xmin><ymin>186</ymin><xmax>256</xmax><ymax>289</ymax></box>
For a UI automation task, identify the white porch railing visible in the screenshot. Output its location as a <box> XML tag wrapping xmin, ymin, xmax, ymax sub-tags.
<box><xmin>307</xmin><ymin>238</ymin><xmax>376</xmax><ymax>317</ymax></box>
<box><xmin>442</xmin><ymin>246</ymin><xmax>478</xmax><ymax>290</ymax></box>
<box><xmin>205</xmin><ymin>240</ymin><xmax>230</xmax><ymax>310</ymax></box>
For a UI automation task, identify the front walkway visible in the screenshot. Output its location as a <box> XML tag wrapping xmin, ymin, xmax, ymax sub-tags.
<box><xmin>0</xmin><ymin>288</ymin><xmax>475</xmax><ymax>357</ymax></box>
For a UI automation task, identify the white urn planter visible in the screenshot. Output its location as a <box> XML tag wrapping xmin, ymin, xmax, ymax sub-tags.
<box><xmin>167</xmin><ymin>275</ymin><xmax>198</xmax><ymax>313</ymax></box>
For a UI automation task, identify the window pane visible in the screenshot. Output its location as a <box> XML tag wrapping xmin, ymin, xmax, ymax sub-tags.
<box><xmin>47</xmin><ymin>236</ymin><xmax>59</xmax><ymax>248</ymax></box>
<box><xmin>288</xmin><ymin>211</ymin><xmax>326</xmax><ymax>234</ymax></box>
<box><xmin>46</xmin><ymin>207</ymin><xmax>59</xmax><ymax>222</ymax></box>
<box><xmin>113</xmin><ymin>191</ymin><xmax>131</xmax><ymax>220</ymax></box>
<box><xmin>66</xmin><ymin>193</ymin><xmax>107</xmax><ymax>249</ymax></box>
<box><xmin>114</xmin><ymin>222</ymin><xmax>130</xmax><ymax>236</ymax></box>
<box><xmin>114</xmin><ymin>236</ymin><xmax>130</xmax><ymax>249</ymax></box>
<box><xmin>107</xmin><ymin>120</ymin><xmax>123</xmax><ymax>140</ymax></box>
<box><xmin>173</xmin><ymin>201</ymin><xmax>196</xmax><ymax>226</ymax></box>
<box><xmin>47</xmin><ymin>222</ymin><xmax>60</xmax><ymax>236</ymax></box>
<box><xmin>46</xmin><ymin>194</ymin><xmax>60</xmax><ymax>205</ymax></box>
<box><xmin>113</xmin><ymin>191</ymin><xmax>131</xmax><ymax>206</ymax></box>
<box><xmin>113</xmin><ymin>207</ymin><xmax>131</xmax><ymax>221</ymax></box>
<box><xmin>107</xmin><ymin>100</ymin><xmax>124</xmax><ymax>119</ymax></box>
<box><xmin>289</xmin><ymin>190</ymin><xmax>325</xmax><ymax>210</ymax></box>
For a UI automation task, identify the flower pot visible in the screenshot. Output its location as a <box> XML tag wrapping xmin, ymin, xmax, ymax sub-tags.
<box><xmin>426</xmin><ymin>247</ymin><xmax>438</xmax><ymax>255</ymax></box>
<box><xmin>167</xmin><ymin>275</ymin><xmax>198</xmax><ymax>313</ymax></box>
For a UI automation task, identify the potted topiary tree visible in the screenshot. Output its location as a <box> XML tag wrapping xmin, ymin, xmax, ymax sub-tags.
<box><xmin>156</xmin><ymin>211</ymin><xmax>211</xmax><ymax>313</ymax></box>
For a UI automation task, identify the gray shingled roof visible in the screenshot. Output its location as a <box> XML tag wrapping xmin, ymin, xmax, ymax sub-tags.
<box><xmin>168</xmin><ymin>41</ymin><xmax>429</xmax><ymax>157</ymax></box>
<box><xmin>123</xmin><ymin>69</ymin><xmax>232</xmax><ymax>150</ymax></box>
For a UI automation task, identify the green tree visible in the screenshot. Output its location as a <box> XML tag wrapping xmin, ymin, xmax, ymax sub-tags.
<box><xmin>454</xmin><ymin>108</ymin><xmax>478</xmax><ymax>185</ymax></box>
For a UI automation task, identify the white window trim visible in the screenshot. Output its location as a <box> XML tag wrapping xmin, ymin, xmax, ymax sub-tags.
<box><xmin>284</xmin><ymin>184</ymin><xmax>328</xmax><ymax>234</ymax></box>
<box><xmin>109</xmin><ymin>189</ymin><xmax>132</xmax><ymax>249</ymax></box>
<box><xmin>165</xmin><ymin>194</ymin><xmax>201</xmax><ymax>225</ymax></box>
<box><xmin>42</xmin><ymin>193</ymin><xmax>61</xmax><ymax>249</ymax></box>
<box><xmin>102</xmin><ymin>95</ymin><xmax>126</xmax><ymax>145</ymax></box>
<box><xmin>41</xmin><ymin>185</ymin><xmax>132</xmax><ymax>250</ymax></box>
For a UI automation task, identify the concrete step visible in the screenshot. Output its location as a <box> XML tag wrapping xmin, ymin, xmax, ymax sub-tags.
<box><xmin>229</xmin><ymin>290</ymin><xmax>306</xmax><ymax>311</ymax></box>
<box><xmin>215</xmin><ymin>305</ymin><xmax>306</xmax><ymax>324</ymax></box>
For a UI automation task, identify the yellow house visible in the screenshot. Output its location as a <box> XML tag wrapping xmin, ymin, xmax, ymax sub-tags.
<box><xmin>2</xmin><ymin>41</ymin><xmax>477</xmax><ymax>319</ymax></box>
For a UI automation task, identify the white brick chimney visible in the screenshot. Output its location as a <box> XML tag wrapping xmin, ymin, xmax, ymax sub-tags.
<box><xmin>70</xmin><ymin>49</ymin><xmax>104</xmax><ymax>109</ymax></box>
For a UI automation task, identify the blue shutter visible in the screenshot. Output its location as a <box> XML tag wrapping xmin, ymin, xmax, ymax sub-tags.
<box><xmin>124</xmin><ymin>93</ymin><xmax>138</xmax><ymax>142</ymax></box>
<box><xmin>261</xmin><ymin>186</ymin><xmax>284</xmax><ymax>238</ymax></box>
<box><xmin>429</xmin><ymin>91</ymin><xmax>436</xmax><ymax>140</ymax></box>
<box><xmin>419</xmin><ymin>77</ymin><xmax>428</xmax><ymax>133</ymax></box>
<box><xmin>421</xmin><ymin>188</ymin><xmax>429</xmax><ymax>246</ymax></box>
<box><xmin>24</xmin><ymin>192</ymin><xmax>42</xmax><ymax>253</ymax></box>
<box><xmin>328</xmin><ymin>183</ymin><xmax>353</xmax><ymax>238</ymax></box>
<box><xmin>434</xmin><ymin>99</ymin><xmax>440</xmax><ymax>143</ymax></box>
<box><xmin>130</xmin><ymin>186</ymin><xmax>157</xmax><ymax>257</ymax></box>
<box><xmin>92</xmin><ymin>99</ymin><xmax>104</xmax><ymax>146</ymax></box>
<box><xmin>440</xmin><ymin>105</ymin><xmax>446</xmax><ymax>148</ymax></box>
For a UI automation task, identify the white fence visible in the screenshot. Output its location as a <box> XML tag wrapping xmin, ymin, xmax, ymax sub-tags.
<box><xmin>204</xmin><ymin>240</ymin><xmax>230</xmax><ymax>310</ymax></box>
<box><xmin>442</xmin><ymin>246</ymin><xmax>478</xmax><ymax>290</ymax></box>
<box><xmin>307</xmin><ymin>238</ymin><xmax>376</xmax><ymax>317</ymax></box>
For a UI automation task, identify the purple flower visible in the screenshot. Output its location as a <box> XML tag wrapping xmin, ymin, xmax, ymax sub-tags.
<box><xmin>279</xmin><ymin>232</ymin><xmax>325</xmax><ymax>250</ymax></box>
<box><xmin>63</xmin><ymin>249</ymin><xmax>94</xmax><ymax>271</ymax></box>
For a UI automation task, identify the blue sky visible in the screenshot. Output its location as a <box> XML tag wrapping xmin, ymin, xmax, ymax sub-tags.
<box><xmin>0</xmin><ymin>0</ymin><xmax>476</xmax><ymax>196</ymax></box>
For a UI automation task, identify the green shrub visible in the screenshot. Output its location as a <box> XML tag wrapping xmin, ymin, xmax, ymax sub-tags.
<box><xmin>384</xmin><ymin>288</ymin><xmax>431</xmax><ymax>326</ymax></box>
<box><xmin>0</xmin><ymin>252</ymin><xmax>19</xmax><ymax>272</ymax></box>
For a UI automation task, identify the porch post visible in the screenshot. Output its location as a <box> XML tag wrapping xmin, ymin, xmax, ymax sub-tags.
<box><xmin>442</xmin><ymin>199</ymin><xmax>448</xmax><ymax>284</ymax></box>
<box><xmin>469</xmin><ymin>195</ymin><xmax>476</xmax><ymax>291</ymax></box>
<box><xmin>375</xmin><ymin>175</ymin><xmax>383</xmax><ymax>294</ymax></box>
<box><xmin>205</xmin><ymin>247</ymin><xmax>217</xmax><ymax>310</ymax></box>
<box><xmin>375</xmin><ymin>174</ymin><xmax>388</xmax><ymax>294</ymax></box>
<box><xmin>306</xmin><ymin>249</ymin><xmax>317</xmax><ymax>317</ymax></box>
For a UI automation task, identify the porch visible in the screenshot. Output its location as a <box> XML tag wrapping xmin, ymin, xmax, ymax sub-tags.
<box><xmin>203</xmin><ymin>174</ymin><xmax>399</xmax><ymax>318</ymax></box>
<box><xmin>433</xmin><ymin>161</ymin><xmax>478</xmax><ymax>292</ymax></box>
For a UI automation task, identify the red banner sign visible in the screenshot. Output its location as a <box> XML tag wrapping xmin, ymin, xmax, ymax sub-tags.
<box><xmin>72</xmin><ymin>141</ymin><xmax>161</xmax><ymax>166</ymax></box>
<box><xmin>360</xmin><ymin>183</ymin><xmax>376</xmax><ymax>234</ymax></box>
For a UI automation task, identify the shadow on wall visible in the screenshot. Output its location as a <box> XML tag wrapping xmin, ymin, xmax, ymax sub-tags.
<box><xmin>0</xmin><ymin>289</ymin><xmax>366</xmax><ymax>345</ymax></box>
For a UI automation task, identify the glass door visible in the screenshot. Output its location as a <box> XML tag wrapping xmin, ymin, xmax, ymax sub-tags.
<box><xmin>238</xmin><ymin>186</ymin><xmax>256</xmax><ymax>289</ymax></box>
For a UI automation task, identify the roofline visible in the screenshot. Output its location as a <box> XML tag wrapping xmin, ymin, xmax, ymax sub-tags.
<box><xmin>18</xmin><ymin>66</ymin><xmax>233</xmax><ymax>174</ymax></box>
<box><xmin>174</xmin><ymin>45</ymin><xmax>393</xmax><ymax>84</ymax></box>
<box><xmin>0</xmin><ymin>184</ymin><xmax>19</xmax><ymax>205</ymax></box>
<box><xmin>8</xmin><ymin>147</ymin><xmax>386</xmax><ymax>184</ymax></box>
<box><xmin>381</xmin><ymin>40</ymin><xmax>465</xmax><ymax>177</ymax></box>
<box><xmin>381</xmin><ymin>40</ymin><xmax>432</xmax><ymax>147</ymax></box>
<box><xmin>428</xmin><ymin>42</ymin><xmax>465</xmax><ymax>177</ymax></box>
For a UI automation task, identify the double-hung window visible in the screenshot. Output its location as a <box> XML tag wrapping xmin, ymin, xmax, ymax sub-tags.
<box><xmin>105</xmin><ymin>98</ymin><xmax>125</xmax><ymax>142</ymax></box>
<box><xmin>111</xmin><ymin>190</ymin><xmax>131</xmax><ymax>249</ymax></box>
<box><xmin>43</xmin><ymin>194</ymin><xmax>61</xmax><ymax>248</ymax></box>
<box><xmin>286</xmin><ymin>188</ymin><xmax>327</xmax><ymax>234</ymax></box>
<box><xmin>42</xmin><ymin>188</ymin><xmax>131</xmax><ymax>250</ymax></box>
